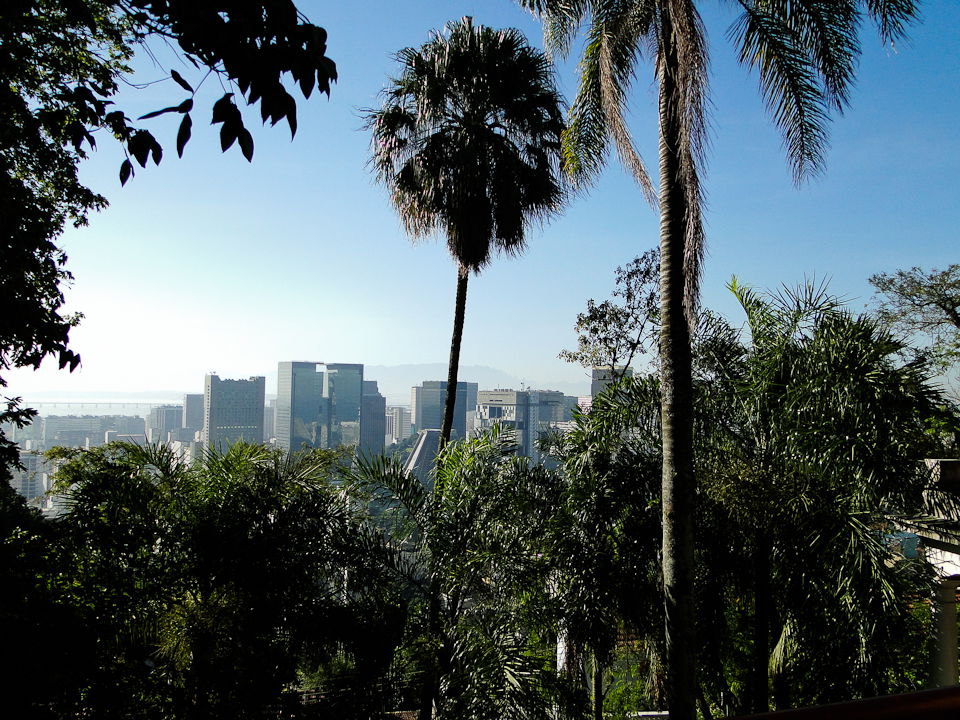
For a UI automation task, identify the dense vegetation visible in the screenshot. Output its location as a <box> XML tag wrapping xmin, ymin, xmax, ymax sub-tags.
<box><xmin>3</xmin><ymin>4</ymin><xmax>956</xmax><ymax>719</ymax></box>
<box><xmin>3</xmin><ymin>284</ymin><xmax>955</xmax><ymax>718</ymax></box>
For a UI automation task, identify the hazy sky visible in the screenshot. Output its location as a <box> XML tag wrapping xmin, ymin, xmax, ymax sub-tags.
<box><xmin>8</xmin><ymin>0</ymin><xmax>959</xmax><ymax>401</ymax></box>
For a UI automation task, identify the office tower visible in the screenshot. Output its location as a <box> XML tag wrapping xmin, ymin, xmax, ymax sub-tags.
<box><xmin>326</xmin><ymin>363</ymin><xmax>363</xmax><ymax>448</ymax></box>
<box><xmin>9</xmin><ymin>451</ymin><xmax>46</xmax><ymax>501</ymax></box>
<box><xmin>410</xmin><ymin>380</ymin><xmax>478</xmax><ymax>440</ymax></box>
<box><xmin>275</xmin><ymin>362</ymin><xmax>365</xmax><ymax>452</ymax></box>
<box><xmin>360</xmin><ymin>380</ymin><xmax>386</xmax><ymax>456</ymax></box>
<box><xmin>202</xmin><ymin>374</ymin><xmax>265</xmax><ymax>449</ymax></box>
<box><xmin>476</xmin><ymin>389</ymin><xmax>527</xmax><ymax>451</ymax></box>
<box><xmin>590</xmin><ymin>365</ymin><xmax>633</xmax><ymax>397</ymax></box>
<box><xmin>276</xmin><ymin>361</ymin><xmax>326</xmax><ymax>451</ymax></box>
<box><xmin>386</xmin><ymin>405</ymin><xmax>412</xmax><ymax>445</ymax></box>
<box><xmin>147</xmin><ymin>404</ymin><xmax>183</xmax><ymax>444</ymax></box>
<box><xmin>263</xmin><ymin>398</ymin><xmax>276</xmax><ymax>443</ymax></box>
<box><xmin>475</xmin><ymin>389</ymin><xmax>568</xmax><ymax>461</ymax></box>
<box><xmin>182</xmin><ymin>393</ymin><xmax>204</xmax><ymax>436</ymax></box>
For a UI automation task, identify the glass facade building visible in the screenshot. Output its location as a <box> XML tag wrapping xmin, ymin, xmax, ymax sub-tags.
<box><xmin>276</xmin><ymin>362</ymin><xmax>365</xmax><ymax>451</ymax></box>
<box><xmin>410</xmin><ymin>380</ymin><xmax>478</xmax><ymax>440</ymax></box>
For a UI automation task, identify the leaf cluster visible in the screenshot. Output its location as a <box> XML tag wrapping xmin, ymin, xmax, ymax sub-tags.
<box><xmin>551</xmin><ymin>282</ymin><xmax>956</xmax><ymax>715</ymax></box>
<box><xmin>870</xmin><ymin>264</ymin><xmax>960</xmax><ymax>372</ymax></box>
<box><xmin>6</xmin><ymin>441</ymin><xmax>399</xmax><ymax>719</ymax></box>
<box><xmin>560</xmin><ymin>248</ymin><xmax>660</xmax><ymax>371</ymax></box>
<box><xmin>367</xmin><ymin>16</ymin><xmax>566</xmax><ymax>274</ymax></box>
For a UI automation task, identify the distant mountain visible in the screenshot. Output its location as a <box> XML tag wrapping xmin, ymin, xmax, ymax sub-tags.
<box><xmin>364</xmin><ymin>363</ymin><xmax>589</xmax><ymax>406</ymax></box>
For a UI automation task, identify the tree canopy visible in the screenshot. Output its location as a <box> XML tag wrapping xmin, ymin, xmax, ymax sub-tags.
<box><xmin>870</xmin><ymin>265</ymin><xmax>960</xmax><ymax>372</ymax></box>
<box><xmin>559</xmin><ymin>248</ymin><xmax>660</xmax><ymax>372</ymax></box>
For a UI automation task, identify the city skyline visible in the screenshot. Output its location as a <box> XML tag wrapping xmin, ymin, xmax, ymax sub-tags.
<box><xmin>5</xmin><ymin>1</ymin><xmax>957</xmax><ymax>401</ymax></box>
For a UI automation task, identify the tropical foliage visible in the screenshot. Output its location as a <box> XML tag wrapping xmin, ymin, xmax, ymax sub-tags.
<box><xmin>550</xmin><ymin>283</ymin><xmax>954</xmax><ymax>716</ymax></box>
<box><xmin>5</xmin><ymin>442</ymin><xmax>401</xmax><ymax>719</ymax></box>
<box><xmin>351</xmin><ymin>427</ymin><xmax>566</xmax><ymax>720</ymax></box>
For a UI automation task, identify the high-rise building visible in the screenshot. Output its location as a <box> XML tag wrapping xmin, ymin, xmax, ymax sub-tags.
<box><xmin>275</xmin><ymin>362</ymin><xmax>365</xmax><ymax>452</ymax></box>
<box><xmin>475</xmin><ymin>389</ymin><xmax>527</xmax><ymax>452</ymax></box>
<box><xmin>263</xmin><ymin>398</ymin><xmax>276</xmax><ymax>443</ymax></box>
<box><xmin>386</xmin><ymin>405</ymin><xmax>412</xmax><ymax>445</ymax></box>
<box><xmin>475</xmin><ymin>389</ymin><xmax>569</xmax><ymax>461</ymax></box>
<box><xmin>360</xmin><ymin>380</ymin><xmax>386</xmax><ymax>456</ymax></box>
<box><xmin>326</xmin><ymin>363</ymin><xmax>363</xmax><ymax>448</ymax></box>
<box><xmin>276</xmin><ymin>361</ymin><xmax>326</xmax><ymax>451</ymax></box>
<box><xmin>410</xmin><ymin>380</ymin><xmax>478</xmax><ymax>440</ymax></box>
<box><xmin>147</xmin><ymin>404</ymin><xmax>183</xmax><ymax>444</ymax></box>
<box><xmin>202</xmin><ymin>374</ymin><xmax>265</xmax><ymax>449</ymax></box>
<box><xmin>182</xmin><ymin>393</ymin><xmax>204</xmax><ymax>436</ymax></box>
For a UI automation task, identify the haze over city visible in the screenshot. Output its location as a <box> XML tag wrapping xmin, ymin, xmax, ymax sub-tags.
<box><xmin>5</xmin><ymin>0</ymin><xmax>958</xmax><ymax>403</ymax></box>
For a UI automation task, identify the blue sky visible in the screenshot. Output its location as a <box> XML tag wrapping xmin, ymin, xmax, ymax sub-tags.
<box><xmin>8</xmin><ymin>0</ymin><xmax>959</xmax><ymax>401</ymax></box>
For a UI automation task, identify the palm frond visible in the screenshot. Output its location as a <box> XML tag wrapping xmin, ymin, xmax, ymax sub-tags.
<box><xmin>730</xmin><ymin>2</ymin><xmax>831</xmax><ymax>181</ymax></box>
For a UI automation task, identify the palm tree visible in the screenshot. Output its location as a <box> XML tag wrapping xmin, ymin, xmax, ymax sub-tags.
<box><xmin>696</xmin><ymin>283</ymin><xmax>952</xmax><ymax>712</ymax></box>
<box><xmin>517</xmin><ymin>2</ymin><xmax>920</xmax><ymax>716</ymax></box>
<box><xmin>555</xmin><ymin>289</ymin><xmax>954</xmax><ymax>715</ymax></box>
<box><xmin>367</xmin><ymin>17</ymin><xmax>566</xmax><ymax>448</ymax></box>
<box><xmin>350</xmin><ymin>428</ymin><xmax>563</xmax><ymax>720</ymax></box>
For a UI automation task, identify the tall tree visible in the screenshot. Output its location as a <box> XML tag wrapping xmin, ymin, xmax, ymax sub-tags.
<box><xmin>367</xmin><ymin>17</ymin><xmax>566</xmax><ymax>447</ymax></box>
<box><xmin>519</xmin><ymin>2</ymin><xmax>920</xmax><ymax>716</ymax></box>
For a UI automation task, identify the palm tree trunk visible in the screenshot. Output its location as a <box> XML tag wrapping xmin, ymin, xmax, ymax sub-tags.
<box><xmin>419</xmin><ymin>587</ymin><xmax>442</xmax><ymax>720</ymax></box>
<box><xmin>593</xmin><ymin>654</ymin><xmax>604</xmax><ymax>720</ymax></box>
<box><xmin>657</xmin><ymin>9</ymin><xmax>697</xmax><ymax>720</ymax></box>
<box><xmin>751</xmin><ymin>530</ymin><xmax>772</xmax><ymax>714</ymax></box>
<box><xmin>439</xmin><ymin>265</ymin><xmax>469</xmax><ymax>449</ymax></box>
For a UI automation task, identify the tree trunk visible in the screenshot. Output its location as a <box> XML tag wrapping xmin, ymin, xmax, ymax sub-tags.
<box><xmin>419</xmin><ymin>587</ymin><xmax>441</xmax><ymax>720</ymax></box>
<box><xmin>657</xmin><ymin>9</ymin><xmax>698</xmax><ymax>720</ymax></box>
<box><xmin>593</xmin><ymin>654</ymin><xmax>604</xmax><ymax>720</ymax></box>
<box><xmin>751</xmin><ymin>530</ymin><xmax>772</xmax><ymax>714</ymax></box>
<box><xmin>439</xmin><ymin>265</ymin><xmax>469</xmax><ymax>450</ymax></box>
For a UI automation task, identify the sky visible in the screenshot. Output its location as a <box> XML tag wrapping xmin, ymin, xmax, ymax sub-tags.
<box><xmin>8</xmin><ymin>0</ymin><xmax>959</xmax><ymax>403</ymax></box>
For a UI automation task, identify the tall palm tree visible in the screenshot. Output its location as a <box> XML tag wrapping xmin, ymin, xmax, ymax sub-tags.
<box><xmin>518</xmin><ymin>2</ymin><xmax>920</xmax><ymax>718</ymax></box>
<box><xmin>368</xmin><ymin>16</ymin><xmax>566</xmax><ymax>448</ymax></box>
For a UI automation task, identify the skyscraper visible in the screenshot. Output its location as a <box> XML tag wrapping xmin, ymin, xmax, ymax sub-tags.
<box><xmin>326</xmin><ymin>363</ymin><xmax>363</xmax><ymax>448</ymax></box>
<box><xmin>275</xmin><ymin>362</ymin><xmax>365</xmax><ymax>452</ymax></box>
<box><xmin>202</xmin><ymin>374</ymin><xmax>265</xmax><ymax>449</ymax></box>
<box><xmin>147</xmin><ymin>404</ymin><xmax>183</xmax><ymax>444</ymax></box>
<box><xmin>276</xmin><ymin>362</ymin><xmax>326</xmax><ymax>451</ymax></box>
<box><xmin>360</xmin><ymin>380</ymin><xmax>386</xmax><ymax>456</ymax></box>
<box><xmin>410</xmin><ymin>380</ymin><xmax>478</xmax><ymax>440</ymax></box>
<box><xmin>475</xmin><ymin>389</ymin><xmax>568</xmax><ymax>461</ymax></box>
<box><xmin>590</xmin><ymin>366</ymin><xmax>633</xmax><ymax>397</ymax></box>
<box><xmin>182</xmin><ymin>393</ymin><xmax>204</xmax><ymax>437</ymax></box>
<box><xmin>386</xmin><ymin>405</ymin><xmax>412</xmax><ymax>445</ymax></box>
